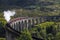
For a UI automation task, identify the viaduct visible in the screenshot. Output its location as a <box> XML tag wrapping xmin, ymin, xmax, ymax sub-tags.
<box><xmin>5</xmin><ymin>16</ymin><xmax>60</xmax><ymax>40</ymax></box>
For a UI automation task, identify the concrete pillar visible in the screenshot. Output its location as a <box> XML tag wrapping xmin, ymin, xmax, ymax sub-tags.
<box><xmin>44</xmin><ymin>17</ymin><xmax>47</xmax><ymax>22</ymax></box>
<box><xmin>38</xmin><ymin>18</ymin><xmax>40</xmax><ymax>24</ymax></box>
<box><xmin>36</xmin><ymin>18</ymin><xmax>41</xmax><ymax>24</ymax></box>
<box><xmin>21</xmin><ymin>21</ymin><xmax>24</xmax><ymax>31</ymax></box>
<box><xmin>20</xmin><ymin>21</ymin><xmax>22</xmax><ymax>31</ymax></box>
<box><xmin>23</xmin><ymin>20</ymin><xmax>26</xmax><ymax>30</ymax></box>
<box><xmin>28</xmin><ymin>19</ymin><xmax>31</xmax><ymax>30</ymax></box>
<box><xmin>38</xmin><ymin>17</ymin><xmax>41</xmax><ymax>24</ymax></box>
<box><xmin>40</xmin><ymin>17</ymin><xmax>43</xmax><ymax>23</ymax></box>
<box><xmin>19</xmin><ymin>22</ymin><xmax>21</xmax><ymax>31</ymax></box>
<box><xmin>35</xmin><ymin>18</ymin><xmax>39</xmax><ymax>24</ymax></box>
<box><xmin>12</xmin><ymin>23</ymin><xmax>15</xmax><ymax>29</ymax></box>
<box><xmin>31</xmin><ymin>19</ymin><xmax>35</xmax><ymax>28</ymax></box>
<box><xmin>15</xmin><ymin>23</ymin><xmax>18</xmax><ymax>31</ymax></box>
<box><xmin>13</xmin><ymin>23</ymin><xmax>15</xmax><ymax>30</ymax></box>
<box><xmin>26</xmin><ymin>20</ymin><xmax>29</xmax><ymax>30</ymax></box>
<box><xmin>17</xmin><ymin>22</ymin><xmax>19</xmax><ymax>31</ymax></box>
<box><xmin>24</xmin><ymin>20</ymin><xmax>27</xmax><ymax>29</ymax></box>
<box><xmin>32</xmin><ymin>19</ymin><xmax>34</xmax><ymax>25</ymax></box>
<box><xmin>41</xmin><ymin>17</ymin><xmax>44</xmax><ymax>23</ymax></box>
<box><xmin>14</xmin><ymin>23</ymin><xmax>17</xmax><ymax>31</ymax></box>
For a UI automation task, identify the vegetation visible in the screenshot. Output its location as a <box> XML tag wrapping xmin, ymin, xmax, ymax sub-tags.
<box><xmin>17</xmin><ymin>29</ymin><xmax>32</xmax><ymax>40</ymax></box>
<box><xmin>0</xmin><ymin>38</ymin><xmax>6</xmax><ymax>40</ymax></box>
<box><xmin>17</xmin><ymin>22</ymin><xmax>60</xmax><ymax>40</ymax></box>
<box><xmin>0</xmin><ymin>0</ymin><xmax>60</xmax><ymax>40</ymax></box>
<box><xmin>0</xmin><ymin>0</ymin><xmax>60</xmax><ymax>17</ymax></box>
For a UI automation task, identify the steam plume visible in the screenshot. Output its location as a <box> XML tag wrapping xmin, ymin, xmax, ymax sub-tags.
<box><xmin>3</xmin><ymin>10</ymin><xmax>15</xmax><ymax>22</ymax></box>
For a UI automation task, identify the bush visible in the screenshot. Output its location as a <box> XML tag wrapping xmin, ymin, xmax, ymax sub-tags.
<box><xmin>17</xmin><ymin>29</ymin><xmax>32</xmax><ymax>40</ymax></box>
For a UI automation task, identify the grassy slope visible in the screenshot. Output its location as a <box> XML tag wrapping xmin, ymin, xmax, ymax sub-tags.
<box><xmin>0</xmin><ymin>38</ymin><xmax>6</xmax><ymax>40</ymax></box>
<box><xmin>0</xmin><ymin>0</ymin><xmax>60</xmax><ymax>17</ymax></box>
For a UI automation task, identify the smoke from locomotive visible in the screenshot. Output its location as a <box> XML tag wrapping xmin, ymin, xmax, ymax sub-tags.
<box><xmin>3</xmin><ymin>10</ymin><xmax>15</xmax><ymax>22</ymax></box>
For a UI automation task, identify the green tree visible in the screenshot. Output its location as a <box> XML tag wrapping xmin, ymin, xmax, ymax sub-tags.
<box><xmin>55</xmin><ymin>32</ymin><xmax>60</xmax><ymax>40</ymax></box>
<box><xmin>17</xmin><ymin>29</ymin><xmax>32</xmax><ymax>40</ymax></box>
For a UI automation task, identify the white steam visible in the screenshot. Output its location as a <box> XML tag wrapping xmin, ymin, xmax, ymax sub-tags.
<box><xmin>3</xmin><ymin>10</ymin><xmax>15</xmax><ymax>22</ymax></box>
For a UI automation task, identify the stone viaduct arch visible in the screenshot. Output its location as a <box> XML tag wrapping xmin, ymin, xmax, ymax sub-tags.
<box><xmin>5</xmin><ymin>16</ymin><xmax>60</xmax><ymax>40</ymax></box>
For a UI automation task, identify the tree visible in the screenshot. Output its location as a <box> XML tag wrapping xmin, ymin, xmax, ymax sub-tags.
<box><xmin>0</xmin><ymin>22</ymin><xmax>5</xmax><ymax>37</ymax></box>
<box><xmin>55</xmin><ymin>32</ymin><xmax>60</xmax><ymax>40</ymax></box>
<box><xmin>17</xmin><ymin>29</ymin><xmax>32</xmax><ymax>40</ymax></box>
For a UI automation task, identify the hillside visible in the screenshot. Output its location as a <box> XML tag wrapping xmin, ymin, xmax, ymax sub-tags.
<box><xmin>0</xmin><ymin>0</ymin><xmax>60</xmax><ymax>38</ymax></box>
<box><xmin>0</xmin><ymin>0</ymin><xmax>60</xmax><ymax>17</ymax></box>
